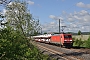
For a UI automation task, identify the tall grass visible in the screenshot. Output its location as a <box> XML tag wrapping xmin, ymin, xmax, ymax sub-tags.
<box><xmin>85</xmin><ymin>37</ymin><xmax>90</xmax><ymax>48</ymax></box>
<box><xmin>73</xmin><ymin>36</ymin><xmax>90</xmax><ymax>48</ymax></box>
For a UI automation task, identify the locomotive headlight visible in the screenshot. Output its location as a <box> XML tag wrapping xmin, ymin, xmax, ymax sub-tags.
<box><xmin>64</xmin><ymin>40</ymin><xmax>67</xmax><ymax>41</ymax></box>
<box><xmin>70</xmin><ymin>40</ymin><xmax>72</xmax><ymax>41</ymax></box>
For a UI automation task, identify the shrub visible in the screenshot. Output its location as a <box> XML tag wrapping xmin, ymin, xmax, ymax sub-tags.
<box><xmin>73</xmin><ymin>38</ymin><xmax>83</xmax><ymax>47</ymax></box>
<box><xmin>85</xmin><ymin>37</ymin><xmax>90</xmax><ymax>48</ymax></box>
<box><xmin>0</xmin><ymin>28</ymin><xmax>48</xmax><ymax>60</ymax></box>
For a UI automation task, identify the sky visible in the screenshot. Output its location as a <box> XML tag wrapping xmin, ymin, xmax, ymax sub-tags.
<box><xmin>1</xmin><ymin>0</ymin><xmax>90</xmax><ymax>33</ymax></box>
<box><xmin>27</xmin><ymin>0</ymin><xmax>90</xmax><ymax>33</ymax></box>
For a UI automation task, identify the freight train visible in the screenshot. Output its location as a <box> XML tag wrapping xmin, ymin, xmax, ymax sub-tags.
<box><xmin>33</xmin><ymin>33</ymin><xmax>73</xmax><ymax>47</ymax></box>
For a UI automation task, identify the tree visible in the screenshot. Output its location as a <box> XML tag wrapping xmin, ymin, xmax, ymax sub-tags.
<box><xmin>0</xmin><ymin>0</ymin><xmax>12</xmax><ymax>5</ymax></box>
<box><xmin>0</xmin><ymin>0</ymin><xmax>48</xmax><ymax>60</ymax></box>
<box><xmin>0</xmin><ymin>27</ymin><xmax>48</xmax><ymax>60</ymax></box>
<box><xmin>78</xmin><ymin>30</ymin><xmax>81</xmax><ymax>35</ymax></box>
<box><xmin>5</xmin><ymin>0</ymin><xmax>41</xmax><ymax>37</ymax></box>
<box><xmin>5</xmin><ymin>0</ymin><xmax>29</xmax><ymax>37</ymax></box>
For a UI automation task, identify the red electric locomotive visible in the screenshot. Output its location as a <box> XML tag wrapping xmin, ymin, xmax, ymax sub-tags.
<box><xmin>50</xmin><ymin>33</ymin><xmax>73</xmax><ymax>47</ymax></box>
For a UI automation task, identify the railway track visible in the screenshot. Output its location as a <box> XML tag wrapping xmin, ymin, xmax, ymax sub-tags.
<box><xmin>38</xmin><ymin>44</ymin><xmax>81</xmax><ymax>60</ymax></box>
<box><xmin>37</xmin><ymin>42</ymin><xmax>83</xmax><ymax>60</ymax></box>
<box><xmin>31</xmin><ymin>41</ymin><xmax>90</xmax><ymax>60</ymax></box>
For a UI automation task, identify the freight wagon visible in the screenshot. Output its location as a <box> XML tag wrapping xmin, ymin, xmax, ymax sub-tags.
<box><xmin>33</xmin><ymin>34</ymin><xmax>52</xmax><ymax>42</ymax></box>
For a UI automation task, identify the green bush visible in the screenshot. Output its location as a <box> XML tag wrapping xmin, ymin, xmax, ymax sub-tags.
<box><xmin>73</xmin><ymin>38</ymin><xmax>83</xmax><ymax>47</ymax></box>
<box><xmin>73</xmin><ymin>35</ymin><xmax>90</xmax><ymax>48</ymax></box>
<box><xmin>0</xmin><ymin>28</ymin><xmax>48</xmax><ymax>60</ymax></box>
<box><xmin>85</xmin><ymin>37</ymin><xmax>90</xmax><ymax>48</ymax></box>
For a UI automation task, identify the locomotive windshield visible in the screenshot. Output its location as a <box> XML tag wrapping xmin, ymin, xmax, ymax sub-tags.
<box><xmin>64</xmin><ymin>35</ymin><xmax>72</xmax><ymax>38</ymax></box>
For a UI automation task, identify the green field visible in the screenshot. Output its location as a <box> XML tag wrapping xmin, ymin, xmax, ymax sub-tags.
<box><xmin>72</xmin><ymin>35</ymin><xmax>90</xmax><ymax>41</ymax></box>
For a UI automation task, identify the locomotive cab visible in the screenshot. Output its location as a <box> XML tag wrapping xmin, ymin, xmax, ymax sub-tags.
<box><xmin>61</xmin><ymin>34</ymin><xmax>73</xmax><ymax>47</ymax></box>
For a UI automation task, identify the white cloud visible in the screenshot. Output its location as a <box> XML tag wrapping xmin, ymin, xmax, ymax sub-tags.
<box><xmin>27</xmin><ymin>0</ymin><xmax>34</xmax><ymax>5</ymax></box>
<box><xmin>67</xmin><ymin>10</ymin><xmax>90</xmax><ymax>22</ymax></box>
<box><xmin>49</xmin><ymin>15</ymin><xmax>56</xmax><ymax>19</ymax></box>
<box><xmin>76</xmin><ymin>2</ymin><xmax>90</xmax><ymax>9</ymax></box>
<box><xmin>47</xmin><ymin>10</ymin><xmax>90</xmax><ymax>33</ymax></box>
<box><xmin>66</xmin><ymin>10</ymin><xmax>90</xmax><ymax>32</ymax></box>
<box><xmin>49</xmin><ymin>15</ymin><xmax>63</xmax><ymax>20</ymax></box>
<box><xmin>41</xmin><ymin>22</ymin><xmax>58</xmax><ymax>33</ymax></box>
<box><xmin>76</xmin><ymin>2</ymin><xmax>85</xmax><ymax>8</ymax></box>
<box><xmin>41</xmin><ymin>20</ymin><xmax>68</xmax><ymax>33</ymax></box>
<box><xmin>80</xmin><ymin>10</ymin><xmax>88</xmax><ymax>15</ymax></box>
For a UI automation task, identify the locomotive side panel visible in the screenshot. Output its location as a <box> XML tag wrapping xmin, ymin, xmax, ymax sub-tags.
<box><xmin>50</xmin><ymin>35</ymin><xmax>61</xmax><ymax>44</ymax></box>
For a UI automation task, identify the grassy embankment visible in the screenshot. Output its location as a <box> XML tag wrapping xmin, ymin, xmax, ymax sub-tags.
<box><xmin>72</xmin><ymin>35</ymin><xmax>90</xmax><ymax>48</ymax></box>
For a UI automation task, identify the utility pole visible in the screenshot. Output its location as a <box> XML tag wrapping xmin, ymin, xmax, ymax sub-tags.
<box><xmin>59</xmin><ymin>19</ymin><xmax>60</xmax><ymax>33</ymax></box>
<box><xmin>59</xmin><ymin>19</ymin><xmax>61</xmax><ymax>47</ymax></box>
